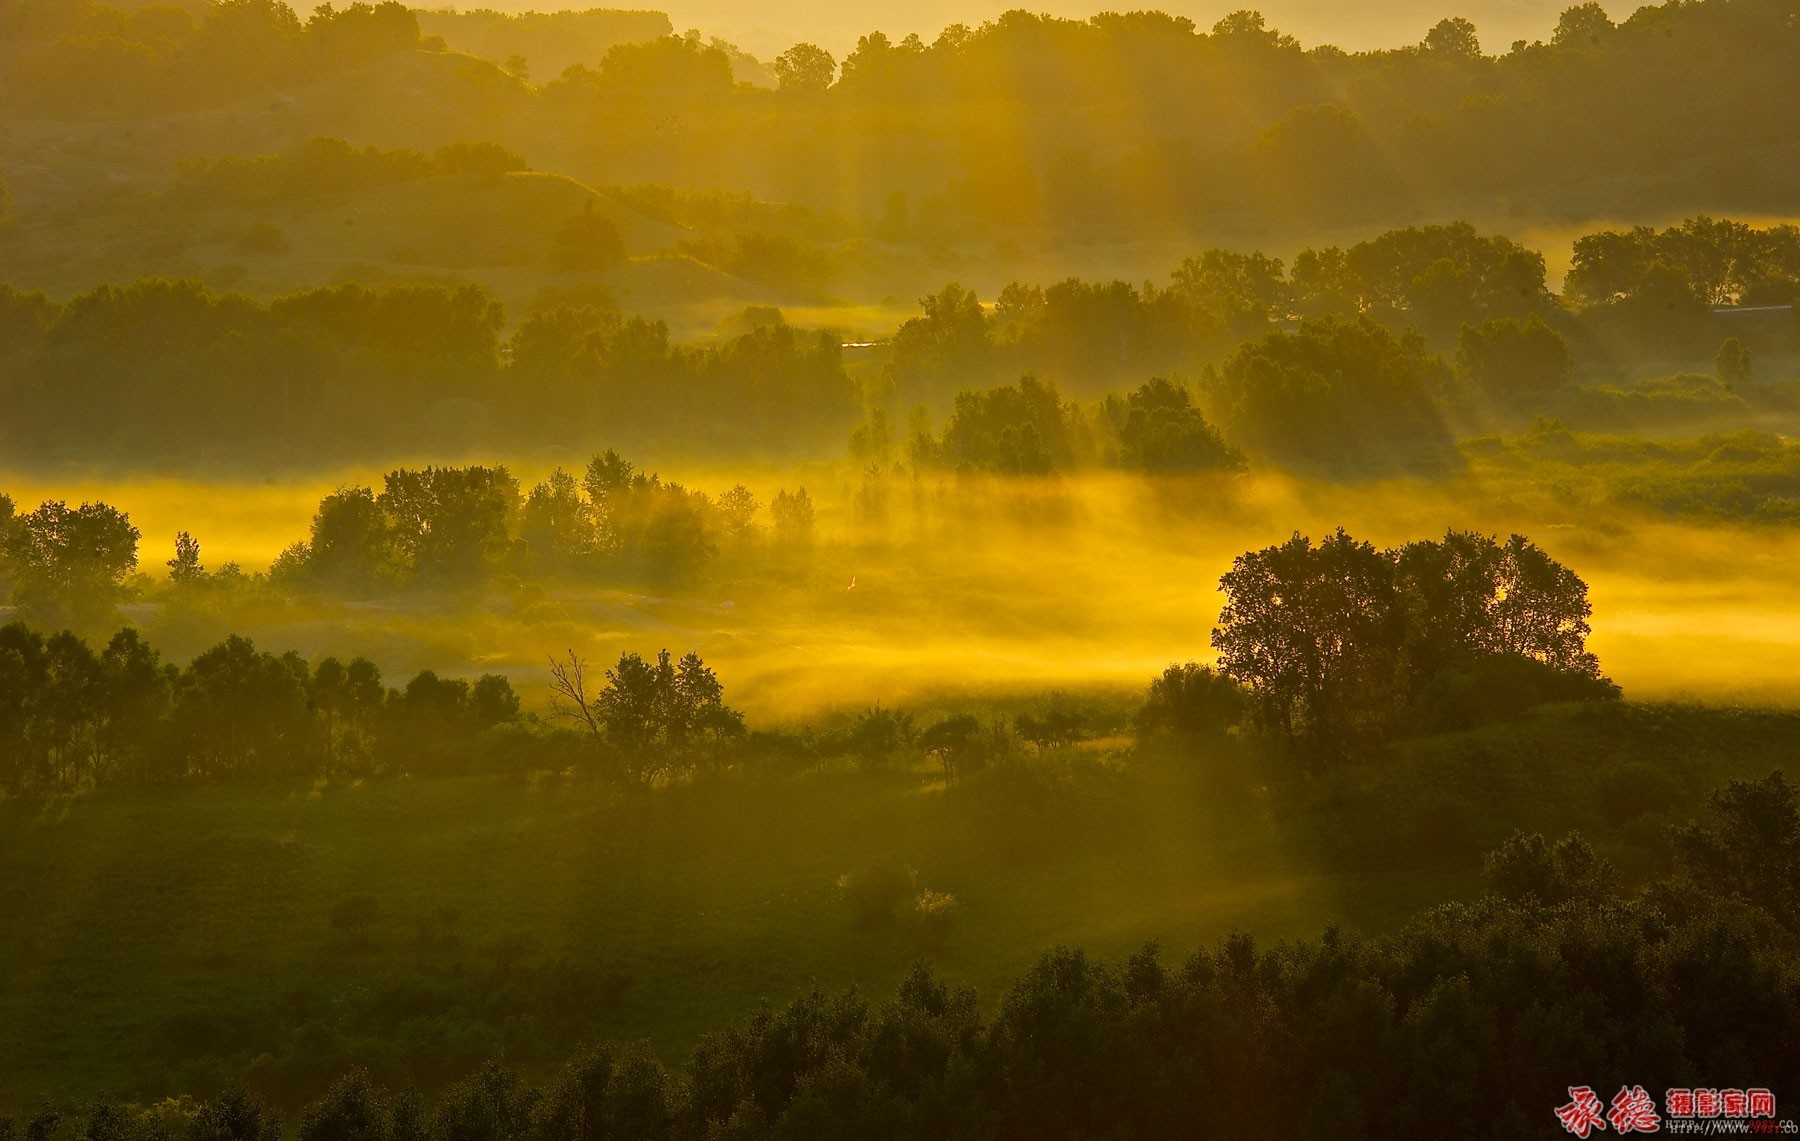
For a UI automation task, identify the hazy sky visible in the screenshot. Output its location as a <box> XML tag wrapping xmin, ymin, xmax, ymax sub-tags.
<box><xmin>628</xmin><ymin>1</ymin><xmax>1582</xmax><ymax>60</ymax></box>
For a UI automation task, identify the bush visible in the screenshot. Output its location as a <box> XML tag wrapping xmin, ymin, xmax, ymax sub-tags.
<box><xmin>836</xmin><ymin>865</ymin><xmax>916</xmax><ymax>929</ymax></box>
<box><xmin>550</xmin><ymin>207</ymin><xmax>625</xmax><ymax>271</ymax></box>
<box><xmin>912</xmin><ymin>889</ymin><xmax>960</xmax><ymax>949</ymax></box>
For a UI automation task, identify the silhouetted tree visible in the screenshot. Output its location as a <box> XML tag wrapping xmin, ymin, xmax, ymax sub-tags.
<box><xmin>3</xmin><ymin>500</ymin><xmax>140</xmax><ymax>626</ymax></box>
<box><xmin>773</xmin><ymin>43</ymin><xmax>834</xmax><ymax>91</ymax></box>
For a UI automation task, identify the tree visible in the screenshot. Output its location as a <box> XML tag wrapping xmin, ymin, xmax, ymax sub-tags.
<box><xmin>171</xmin><ymin>635</ymin><xmax>312</xmax><ymax>779</ymax></box>
<box><xmin>548</xmin><ymin>650</ymin><xmax>601</xmax><ymax>738</ymax></box>
<box><xmin>1115</xmin><ymin>378</ymin><xmax>1244</xmax><ymax>474</ymax></box>
<box><xmin>1715</xmin><ymin>336</ymin><xmax>1752</xmax><ymax>386</ymax></box>
<box><xmin>98</xmin><ymin>627</ymin><xmax>171</xmax><ymax>784</ymax></box>
<box><xmin>471</xmin><ymin>674</ymin><xmax>520</xmax><ymax>729</ymax></box>
<box><xmin>593</xmin><ymin>649</ymin><xmax>742</xmax><ymax>782</ymax></box>
<box><xmin>1674</xmin><ymin>771</ymin><xmax>1800</xmax><ymax>920</ymax></box>
<box><xmin>1212</xmin><ymin>529</ymin><xmax>1402</xmax><ymax>752</ymax></box>
<box><xmin>296</xmin><ymin>486</ymin><xmax>393</xmax><ymax>593</ymax></box>
<box><xmin>939</xmin><ymin>375</ymin><xmax>1074</xmax><ymax>474</ymax></box>
<box><xmin>1214</xmin><ymin>528</ymin><xmax>1608</xmax><ymax>757</ymax></box>
<box><xmin>168</xmin><ymin>531</ymin><xmax>206</xmax><ymax>585</ymax></box>
<box><xmin>1208</xmin><ymin>317</ymin><xmax>1453</xmax><ymax>471</ymax></box>
<box><xmin>3</xmin><ymin>500</ymin><xmax>140</xmax><ymax>626</ymax></box>
<box><xmin>520</xmin><ymin>468</ymin><xmax>596</xmax><ymax>574</ymax></box>
<box><xmin>918</xmin><ymin>714</ymin><xmax>982</xmax><ymax>789</ymax></box>
<box><xmin>1455</xmin><ymin>315</ymin><xmax>1575</xmax><ymax>407</ymax></box>
<box><xmin>1552</xmin><ymin>3</ymin><xmax>1613</xmax><ymax>48</ymax></box>
<box><xmin>189</xmin><ymin>1088</ymin><xmax>282</xmax><ymax>1141</ymax></box>
<box><xmin>377</xmin><ymin>465</ymin><xmax>519</xmax><ymax>586</ymax></box>
<box><xmin>1134</xmin><ymin>664</ymin><xmax>1244</xmax><ymax>740</ymax></box>
<box><xmin>890</xmin><ymin>283</ymin><xmax>989</xmax><ymax>385</ymax></box>
<box><xmin>551</xmin><ymin>203</ymin><xmax>625</xmax><ymax>271</ymax></box>
<box><xmin>1422</xmin><ymin>17</ymin><xmax>1480</xmax><ymax>59</ymax></box>
<box><xmin>770</xmin><ymin>488</ymin><xmax>814</xmax><ymax>544</ymax></box>
<box><xmin>773</xmin><ymin>42</ymin><xmax>834</xmax><ymax>92</ymax></box>
<box><xmin>714</xmin><ymin>485</ymin><xmax>759</xmax><ymax>539</ymax></box>
<box><xmin>1484</xmin><ymin>831</ymin><xmax>1619</xmax><ymax>904</ymax></box>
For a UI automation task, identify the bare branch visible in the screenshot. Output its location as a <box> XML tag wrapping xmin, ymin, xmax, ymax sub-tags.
<box><xmin>548</xmin><ymin>650</ymin><xmax>601</xmax><ymax>737</ymax></box>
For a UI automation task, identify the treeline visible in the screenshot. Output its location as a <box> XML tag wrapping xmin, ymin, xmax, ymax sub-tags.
<box><xmin>0</xmin><ymin>0</ymin><xmax>429</xmax><ymax>114</ymax></box>
<box><xmin>859</xmin><ymin>375</ymin><xmax>1243</xmax><ymax>478</ymax></box>
<box><xmin>5</xmin><ymin>216</ymin><xmax>1795</xmax><ymax>472</ymax></box>
<box><xmin>269</xmin><ymin>452</ymin><xmax>813</xmax><ymax>593</ymax></box>
<box><xmin>0</xmin><ymin>280</ymin><xmax>859</xmax><ymax>465</ymax></box>
<box><xmin>0</xmin><ymin>452</ymin><xmax>815</xmax><ymax>629</ymax></box>
<box><xmin>10</xmin><ymin>771</ymin><xmax>1798</xmax><ymax>1134</ymax></box>
<box><xmin>0</xmin><ymin>623</ymin><xmax>526</xmax><ymax>795</ymax></box>
<box><xmin>9</xmin><ymin>2</ymin><xmax>1800</xmax><ymax>233</ymax></box>
<box><xmin>883</xmin><ymin>220</ymin><xmax>1800</xmax><ymax>471</ymax></box>
<box><xmin>170</xmin><ymin>137</ymin><xmax>531</xmax><ymax>209</ymax></box>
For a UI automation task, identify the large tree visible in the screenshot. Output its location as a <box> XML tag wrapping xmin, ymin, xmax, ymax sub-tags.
<box><xmin>2</xmin><ymin>500</ymin><xmax>140</xmax><ymax>626</ymax></box>
<box><xmin>1213</xmin><ymin>528</ymin><xmax>1607</xmax><ymax>756</ymax></box>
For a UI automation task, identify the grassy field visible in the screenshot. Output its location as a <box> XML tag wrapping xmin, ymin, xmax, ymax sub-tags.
<box><xmin>2</xmin><ymin>698</ymin><xmax>1796</xmax><ymax>1114</ymax></box>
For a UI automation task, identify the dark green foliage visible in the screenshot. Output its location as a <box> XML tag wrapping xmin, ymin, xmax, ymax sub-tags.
<box><xmin>1207</xmin><ymin>317</ymin><xmax>1455</xmax><ymax>472</ymax></box>
<box><xmin>1212</xmin><ymin>529</ymin><xmax>1614</xmax><ymax>757</ymax></box>
<box><xmin>938</xmin><ymin>375</ymin><xmax>1075</xmax><ymax>475</ymax></box>
<box><xmin>0</xmin><ymin>623</ymin><xmax>530</xmax><ymax>793</ymax></box>
<box><xmin>549</xmin><ymin>208</ymin><xmax>625</xmax><ymax>272</ymax></box>
<box><xmin>37</xmin><ymin>775</ymin><xmax>1800</xmax><ymax>1139</ymax></box>
<box><xmin>172</xmin><ymin>137</ymin><xmax>518</xmax><ymax>209</ymax></box>
<box><xmin>1715</xmin><ymin>336</ymin><xmax>1753</xmax><ymax>385</ymax></box>
<box><xmin>189</xmin><ymin>1088</ymin><xmax>281</xmax><ymax>1141</ymax></box>
<box><xmin>1482</xmin><ymin>830</ymin><xmax>1620</xmax><ymax>904</ymax></box>
<box><xmin>1114</xmin><ymin>378</ymin><xmax>1244</xmax><ymax>474</ymax></box>
<box><xmin>1134</xmin><ymin>663</ymin><xmax>1243</xmax><ymax>741</ymax></box>
<box><xmin>1</xmin><ymin>500</ymin><xmax>140</xmax><ymax>627</ymax></box>
<box><xmin>592</xmin><ymin>649</ymin><xmax>745</xmax><ymax>784</ymax></box>
<box><xmin>836</xmin><ymin>865</ymin><xmax>917</xmax><ymax>929</ymax></box>
<box><xmin>1568</xmin><ymin>218</ymin><xmax>1800</xmax><ymax>309</ymax></box>
<box><xmin>1672</xmin><ymin>771</ymin><xmax>1800</xmax><ymax>920</ymax></box>
<box><xmin>1455</xmin><ymin>314</ymin><xmax>1575</xmax><ymax>409</ymax></box>
<box><xmin>0</xmin><ymin>282</ymin><xmax>858</xmax><ymax>468</ymax></box>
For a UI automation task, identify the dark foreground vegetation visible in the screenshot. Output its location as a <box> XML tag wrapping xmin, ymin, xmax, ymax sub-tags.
<box><xmin>3</xmin><ymin>768</ymin><xmax>1795</xmax><ymax>1138</ymax></box>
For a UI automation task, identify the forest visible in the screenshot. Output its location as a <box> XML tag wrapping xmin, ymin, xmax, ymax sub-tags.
<box><xmin>3</xmin><ymin>0</ymin><xmax>1799</xmax><ymax>1134</ymax></box>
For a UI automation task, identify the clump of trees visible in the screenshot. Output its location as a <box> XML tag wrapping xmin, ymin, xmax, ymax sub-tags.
<box><xmin>0</xmin><ymin>280</ymin><xmax>858</xmax><ymax>468</ymax></box>
<box><xmin>1209</xmin><ymin>528</ymin><xmax>1617</xmax><ymax>758</ymax></box>
<box><xmin>548</xmin><ymin>647</ymin><xmax>745</xmax><ymax>785</ymax></box>
<box><xmin>904</xmin><ymin>375</ymin><xmax>1243</xmax><ymax>477</ymax></box>
<box><xmin>0</xmin><ymin>495</ymin><xmax>140</xmax><ymax>626</ymax></box>
<box><xmin>172</xmin><ymin>136</ymin><xmax>529</xmax><ymax>209</ymax></box>
<box><xmin>20</xmin><ymin>771</ymin><xmax>1800</xmax><ymax>1138</ymax></box>
<box><xmin>0</xmin><ymin>623</ymin><xmax>521</xmax><ymax>794</ymax></box>
<box><xmin>266</xmin><ymin>453</ymin><xmax>810</xmax><ymax>593</ymax></box>
<box><xmin>1205</xmin><ymin>317</ymin><xmax>1455</xmax><ymax>472</ymax></box>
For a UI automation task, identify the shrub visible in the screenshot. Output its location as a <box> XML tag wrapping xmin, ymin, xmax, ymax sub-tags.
<box><xmin>912</xmin><ymin>889</ymin><xmax>960</xmax><ymax>949</ymax></box>
<box><xmin>836</xmin><ymin>865</ymin><xmax>916</xmax><ymax>929</ymax></box>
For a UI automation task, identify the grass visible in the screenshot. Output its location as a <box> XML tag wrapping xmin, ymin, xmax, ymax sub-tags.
<box><xmin>4</xmin><ymin>699</ymin><xmax>1798</xmax><ymax>1113</ymax></box>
